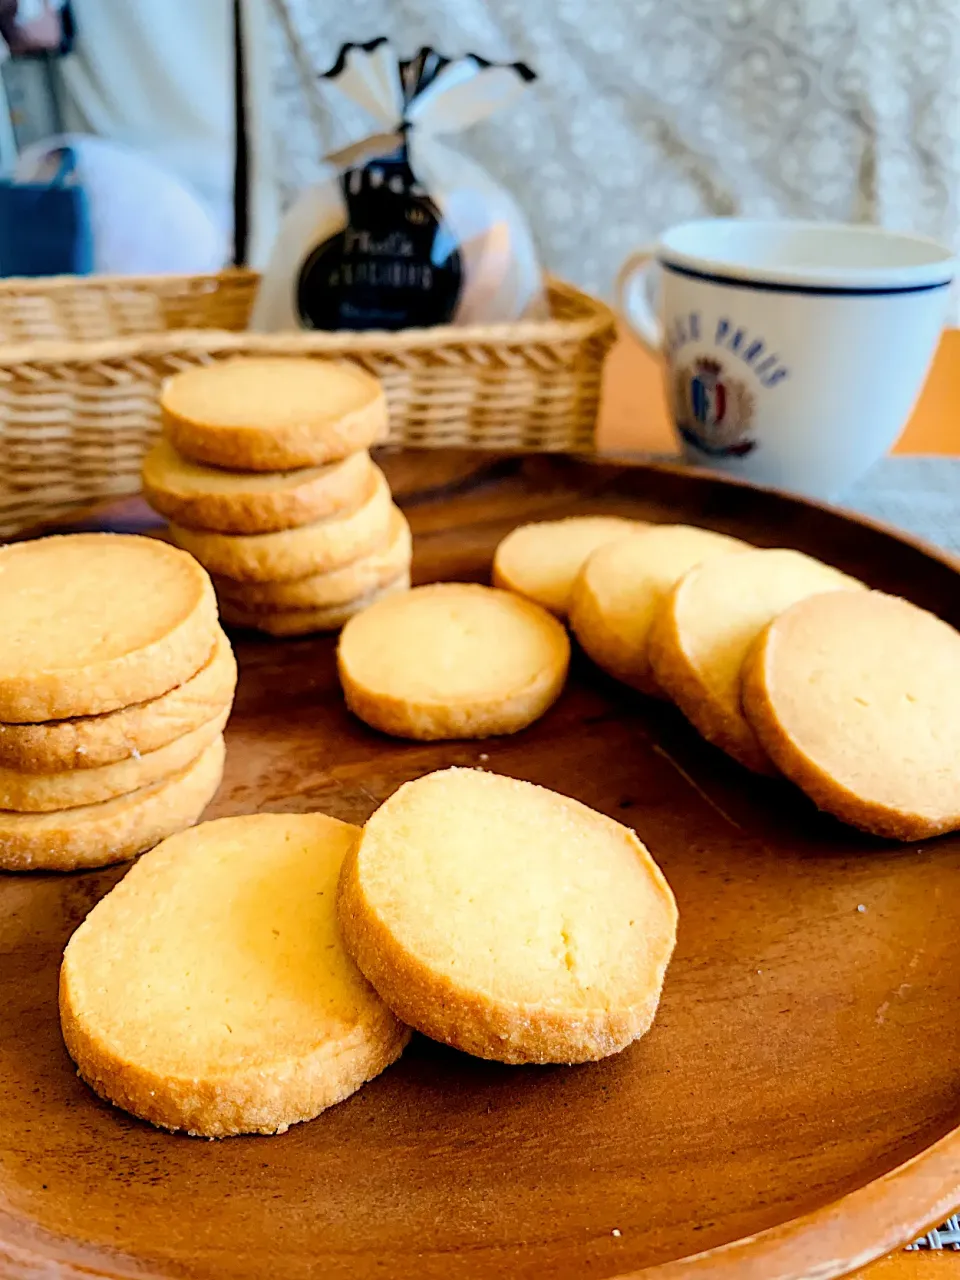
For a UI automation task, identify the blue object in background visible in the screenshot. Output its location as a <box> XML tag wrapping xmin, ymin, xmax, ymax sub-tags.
<box><xmin>0</xmin><ymin>147</ymin><xmax>93</xmax><ymax>276</ymax></box>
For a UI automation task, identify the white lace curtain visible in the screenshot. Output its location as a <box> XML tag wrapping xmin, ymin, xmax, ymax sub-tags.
<box><xmin>265</xmin><ymin>0</ymin><xmax>960</xmax><ymax>312</ymax></box>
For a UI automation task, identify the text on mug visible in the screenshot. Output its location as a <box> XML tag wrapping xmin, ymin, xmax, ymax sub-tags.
<box><xmin>665</xmin><ymin>312</ymin><xmax>789</xmax><ymax>387</ymax></box>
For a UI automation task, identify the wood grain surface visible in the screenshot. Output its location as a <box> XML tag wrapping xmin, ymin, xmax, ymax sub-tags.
<box><xmin>3</xmin><ymin>450</ymin><xmax>960</xmax><ymax>1280</ymax></box>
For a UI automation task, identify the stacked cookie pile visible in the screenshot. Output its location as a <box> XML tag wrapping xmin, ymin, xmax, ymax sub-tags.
<box><xmin>0</xmin><ymin>533</ymin><xmax>233</xmax><ymax>872</ymax></box>
<box><xmin>143</xmin><ymin>357</ymin><xmax>412</xmax><ymax>637</ymax></box>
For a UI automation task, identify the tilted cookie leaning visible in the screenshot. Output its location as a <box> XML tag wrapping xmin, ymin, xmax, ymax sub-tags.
<box><xmin>337</xmin><ymin>767</ymin><xmax>677</xmax><ymax>1064</ymax></box>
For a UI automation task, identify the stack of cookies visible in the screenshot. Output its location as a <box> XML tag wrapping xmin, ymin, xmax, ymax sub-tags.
<box><xmin>0</xmin><ymin>533</ymin><xmax>234</xmax><ymax>872</ymax></box>
<box><xmin>143</xmin><ymin>357</ymin><xmax>412</xmax><ymax>636</ymax></box>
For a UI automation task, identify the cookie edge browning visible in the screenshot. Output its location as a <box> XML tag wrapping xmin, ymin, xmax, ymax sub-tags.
<box><xmin>491</xmin><ymin>517</ymin><xmax>645</xmax><ymax>618</ymax></box>
<box><xmin>0</xmin><ymin>735</ymin><xmax>225</xmax><ymax>872</ymax></box>
<box><xmin>59</xmin><ymin>813</ymin><xmax>409</xmax><ymax>1136</ymax></box>
<box><xmin>568</xmin><ymin>564</ymin><xmax>666</xmax><ymax>697</ymax></box>
<box><xmin>220</xmin><ymin>572</ymin><xmax>410</xmax><ymax>637</ymax></box>
<box><xmin>0</xmin><ymin>536</ymin><xmax>221</xmax><ymax>723</ymax></box>
<box><xmin>647</xmin><ymin>570</ymin><xmax>776</xmax><ymax>775</ymax></box>
<box><xmin>0</xmin><ymin>630</ymin><xmax>237</xmax><ymax>773</ymax></box>
<box><xmin>168</xmin><ymin>467</ymin><xmax>394</xmax><ymax>583</ymax></box>
<box><xmin>60</xmin><ymin>962</ymin><xmax>410</xmax><ymax>1138</ymax></box>
<box><xmin>215</xmin><ymin>510</ymin><xmax>411</xmax><ymax>611</ymax></box>
<box><xmin>143</xmin><ymin>445</ymin><xmax>375</xmax><ymax>534</ymax></box>
<box><xmin>336</xmin><ymin>780</ymin><xmax>678</xmax><ymax>1064</ymax></box>
<box><xmin>336</xmin><ymin>589</ymin><xmax>571</xmax><ymax>741</ymax></box>
<box><xmin>0</xmin><ymin>706</ymin><xmax>230</xmax><ymax>813</ymax></box>
<box><xmin>741</xmin><ymin>603</ymin><xmax>960</xmax><ymax>841</ymax></box>
<box><xmin>160</xmin><ymin>371</ymin><xmax>388</xmax><ymax>472</ymax></box>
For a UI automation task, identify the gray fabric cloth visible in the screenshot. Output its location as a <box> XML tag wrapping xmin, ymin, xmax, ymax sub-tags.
<box><xmin>613</xmin><ymin>452</ymin><xmax>960</xmax><ymax>556</ymax></box>
<box><xmin>842</xmin><ymin>455</ymin><xmax>960</xmax><ymax>555</ymax></box>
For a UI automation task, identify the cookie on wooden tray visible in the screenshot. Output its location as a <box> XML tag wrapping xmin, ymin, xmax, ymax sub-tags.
<box><xmin>142</xmin><ymin>439</ymin><xmax>374</xmax><ymax>534</ymax></box>
<box><xmin>220</xmin><ymin>574</ymin><xmax>411</xmax><ymax>638</ymax></box>
<box><xmin>0</xmin><ymin>736</ymin><xmax>225</xmax><ymax>872</ymax></box>
<box><xmin>337</xmin><ymin>767</ymin><xmax>678</xmax><ymax>1064</ymax></box>
<box><xmin>0</xmin><ymin>630</ymin><xmax>236</xmax><ymax>773</ymax></box>
<box><xmin>492</xmin><ymin>516</ymin><xmax>645</xmax><ymax>617</ymax></box>
<box><xmin>0</xmin><ymin>534</ymin><xmax>219</xmax><ymax>723</ymax></box>
<box><xmin>649</xmin><ymin>548</ymin><xmax>863</xmax><ymax>774</ymax></box>
<box><xmin>215</xmin><ymin>508</ymin><xmax>412</xmax><ymax>611</ymax></box>
<box><xmin>337</xmin><ymin>583</ymin><xmax>570</xmax><ymax>740</ymax></box>
<box><xmin>743</xmin><ymin>590</ymin><xmax>960</xmax><ymax>840</ymax></box>
<box><xmin>169</xmin><ymin>467</ymin><xmax>394</xmax><ymax>583</ymax></box>
<box><xmin>160</xmin><ymin>357</ymin><xmax>388</xmax><ymax>471</ymax></box>
<box><xmin>569</xmin><ymin>525</ymin><xmax>749</xmax><ymax>695</ymax></box>
<box><xmin>0</xmin><ymin>706</ymin><xmax>228</xmax><ymax>812</ymax></box>
<box><xmin>60</xmin><ymin>813</ymin><xmax>411</xmax><ymax>1137</ymax></box>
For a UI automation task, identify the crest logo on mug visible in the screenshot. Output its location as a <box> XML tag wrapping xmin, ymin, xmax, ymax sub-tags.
<box><xmin>674</xmin><ymin>356</ymin><xmax>756</xmax><ymax>458</ymax></box>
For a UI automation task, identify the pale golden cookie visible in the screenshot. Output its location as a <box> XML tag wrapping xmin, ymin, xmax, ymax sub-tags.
<box><xmin>337</xmin><ymin>767</ymin><xmax>678</xmax><ymax>1063</ymax></box>
<box><xmin>0</xmin><ymin>629</ymin><xmax>236</xmax><ymax>773</ymax></box>
<box><xmin>569</xmin><ymin>525</ymin><xmax>748</xmax><ymax>695</ymax></box>
<box><xmin>0</xmin><ymin>706</ymin><xmax>228</xmax><ymax>812</ymax></box>
<box><xmin>160</xmin><ymin>357</ymin><xmax>388</xmax><ymax>471</ymax></box>
<box><xmin>0</xmin><ymin>534</ymin><xmax>218</xmax><ymax>723</ymax></box>
<box><xmin>337</xmin><ymin>583</ymin><xmax>570</xmax><ymax>740</ymax></box>
<box><xmin>492</xmin><ymin>516</ymin><xmax>644</xmax><ymax>616</ymax></box>
<box><xmin>61</xmin><ymin>813</ymin><xmax>411</xmax><ymax>1137</ymax></box>
<box><xmin>214</xmin><ymin>508</ymin><xmax>412</xmax><ymax>610</ymax></box>
<box><xmin>220</xmin><ymin>573</ymin><xmax>410</xmax><ymax>637</ymax></box>
<box><xmin>142</xmin><ymin>438</ymin><xmax>374</xmax><ymax>534</ymax></box>
<box><xmin>0</xmin><ymin>736</ymin><xmax>224</xmax><ymax>872</ymax></box>
<box><xmin>742</xmin><ymin>591</ymin><xmax>960</xmax><ymax>840</ymax></box>
<box><xmin>169</xmin><ymin>467</ymin><xmax>393</xmax><ymax>583</ymax></box>
<box><xmin>649</xmin><ymin>548</ymin><xmax>863</xmax><ymax>773</ymax></box>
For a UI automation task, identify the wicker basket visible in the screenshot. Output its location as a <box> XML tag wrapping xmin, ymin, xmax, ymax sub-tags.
<box><xmin>0</xmin><ymin>270</ymin><xmax>615</xmax><ymax>537</ymax></box>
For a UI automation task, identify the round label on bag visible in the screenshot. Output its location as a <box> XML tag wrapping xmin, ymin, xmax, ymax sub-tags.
<box><xmin>297</xmin><ymin>152</ymin><xmax>463</xmax><ymax>331</ymax></box>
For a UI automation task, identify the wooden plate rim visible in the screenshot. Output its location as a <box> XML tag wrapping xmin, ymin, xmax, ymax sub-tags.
<box><xmin>3</xmin><ymin>451</ymin><xmax>960</xmax><ymax>1280</ymax></box>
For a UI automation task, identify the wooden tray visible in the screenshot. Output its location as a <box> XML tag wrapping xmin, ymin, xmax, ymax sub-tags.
<box><xmin>4</xmin><ymin>450</ymin><xmax>960</xmax><ymax>1280</ymax></box>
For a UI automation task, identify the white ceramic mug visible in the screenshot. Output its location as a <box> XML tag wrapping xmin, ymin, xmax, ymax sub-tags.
<box><xmin>616</xmin><ymin>219</ymin><xmax>956</xmax><ymax>499</ymax></box>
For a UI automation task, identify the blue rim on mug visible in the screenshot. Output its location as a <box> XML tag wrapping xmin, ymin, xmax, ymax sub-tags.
<box><xmin>661</xmin><ymin>261</ymin><xmax>951</xmax><ymax>298</ymax></box>
<box><xmin>656</xmin><ymin>218</ymin><xmax>956</xmax><ymax>297</ymax></box>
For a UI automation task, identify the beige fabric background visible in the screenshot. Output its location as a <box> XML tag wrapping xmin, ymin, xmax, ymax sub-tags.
<box><xmin>265</xmin><ymin>0</ymin><xmax>960</xmax><ymax>311</ymax></box>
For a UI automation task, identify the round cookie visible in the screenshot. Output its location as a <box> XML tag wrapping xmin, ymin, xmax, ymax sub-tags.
<box><xmin>0</xmin><ymin>706</ymin><xmax>228</xmax><ymax>812</ymax></box>
<box><xmin>492</xmin><ymin>516</ymin><xmax>644</xmax><ymax>617</ymax></box>
<box><xmin>337</xmin><ymin>583</ymin><xmax>570</xmax><ymax>740</ymax></box>
<box><xmin>648</xmin><ymin>548</ymin><xmax>863</xmax><ymax>774</ymax></box>
<box><xmin>0</xmin><ymin>629</ymin><xmax>236</xmax><ymax>773</ymax></box>
<box><xmin>160</xmin><ymin>357</ymin><xmax>388</xmax><ymax>471</ymax></box>
<box><xmin>569</xmin><ymin>525</ymin><xmax>748</xmax><ymax>695</ymax></box>
<box><xmin>169</xmin><ymin>467</ymin><xmax>393</xmax><ymax>583</ymax></box>
<box><xmin>0</xmin><ymin>736</ymin><xmax>225</xmax><ymax>872</ymax></box>
<box><xmin>0</xmin><ymin>534</ymin><xmax>218</xmax><ymax>722</ymax></box>
<box><xmin>742</xmin><ymin>591</ymin><xmax>960</xmax><ymax>840</ymax></box>
<box><xmin>214</xmin><ymin>508</ymin><xmax>412</xmax><ymax>610</ymax></box>
<box><xmin>337</xmin><ymin>767</ymin><xmax>678</xmax><ymax>1063</ymax></box>
<box><xmin>61</xmin><ymin>813</ymin><xmax>411</xmax><ymax>1137</ymax></box>
<box><xmin>142</xmin><ymin>439</ymin><xmax>374</xmax><ymax>534</ymax></box>
<box><xmin>220</xmin><ymin>573</ymin><xmax>410</xmax><ymax>637</ymax></box>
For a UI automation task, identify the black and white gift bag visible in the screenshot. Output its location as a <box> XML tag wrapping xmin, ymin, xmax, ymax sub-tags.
<box><xmin>252</xmin><ymin>40</ymin><xmax>546</xmax><ymax>332</ymax></box>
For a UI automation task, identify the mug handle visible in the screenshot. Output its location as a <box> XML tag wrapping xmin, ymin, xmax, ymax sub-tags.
<box><xmin>615</xmin><ymin>248</ymin><xmax>663</xmax><ymax>354</ymax></box>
